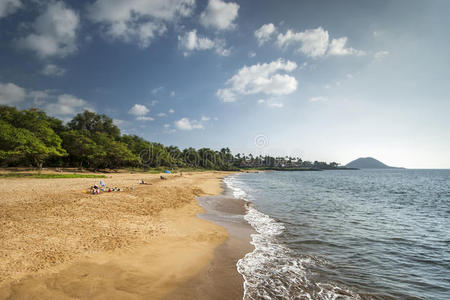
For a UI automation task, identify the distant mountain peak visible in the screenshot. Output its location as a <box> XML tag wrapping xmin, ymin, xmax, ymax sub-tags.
<box><xmin>345</xmin><ymin>157</ymin><xmax>400</xmax><ymax>169</ymax></box>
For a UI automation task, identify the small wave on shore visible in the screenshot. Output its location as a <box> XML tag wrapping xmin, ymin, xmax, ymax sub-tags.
<box><xmin>226</xmin><ymin>174</ymin><xmax>361</xmax><ymax>300</ymax></box>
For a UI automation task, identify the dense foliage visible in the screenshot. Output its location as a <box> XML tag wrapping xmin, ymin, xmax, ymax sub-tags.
<box><xmin>0</xmin><ymin>106</ymin><xmax>340</xmax><ymax>171</ymax></box>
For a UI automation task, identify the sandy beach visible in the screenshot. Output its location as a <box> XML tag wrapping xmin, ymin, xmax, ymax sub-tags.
<box><xmin>0</xmin><ymin>171</ymin><xmax>242</xmax><ymax>299</ymax></box>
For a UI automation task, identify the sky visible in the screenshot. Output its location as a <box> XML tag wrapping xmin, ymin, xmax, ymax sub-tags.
<box><xmin>0</xmin><ymin>0</ymin><xmax>449</xmax><ymax>168</ymax></box>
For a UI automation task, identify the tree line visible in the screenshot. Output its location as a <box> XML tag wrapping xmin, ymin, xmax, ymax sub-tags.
<box><xmin>0</xmin><ymin>105</ymin><xmax>341</xmax><ymax>171</ymax></box>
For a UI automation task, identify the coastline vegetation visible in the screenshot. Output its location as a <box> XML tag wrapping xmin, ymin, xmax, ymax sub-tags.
<box><xmin>0</xmin><ymin>105</ymin><xmax>345</xmax><ymax>172</ymax></box>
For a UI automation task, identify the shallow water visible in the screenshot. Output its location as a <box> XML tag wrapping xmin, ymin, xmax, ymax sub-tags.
<box><xmin>225</xmin><ymin>169</ymin><xmax>450</xmax><ymax>300</ymax></box>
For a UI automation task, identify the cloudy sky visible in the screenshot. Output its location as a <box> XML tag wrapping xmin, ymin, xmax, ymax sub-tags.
<box><xmin>1</xmin><ymin>0</ymin><xmax>449</xmax><ymax>168</ymax></box>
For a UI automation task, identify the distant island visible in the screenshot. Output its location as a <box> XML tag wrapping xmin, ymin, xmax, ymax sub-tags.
<box><xmin>345</xmin><ymin>157</ymin><xmax>403</xmax><ymax>169</ymax></box>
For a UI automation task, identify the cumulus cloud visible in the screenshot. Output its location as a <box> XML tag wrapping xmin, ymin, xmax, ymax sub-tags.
<box><xmin>0</xmin><ymin>82</ymin><xmax>26</xmax><ymax>105</ymax></box>
<box><xmin>44</xmin><ymin>94</ymin><xmax>90</xmax><ymax>115</ymax></box>
<box><xmin>277</xmin><ymin>27</ymin><xmax>329</xmax><ymax>58</ymax></box>
<box><xmin>255</xmin><ymin>23</ymin><xmax>277</xmax><ymax>45</ymax></box>
<box><xmin>216</xmin><ymin>88</ymin><xmax>236</xmax><ymax>103</ymax></box>
<box><xmin>174</xmin><ymin>117</ymin><xmax>204</xmax><ymax>130</ymax></box>
<box><xmin>200</xmin><ymin>0</ymin><xmax>239</xmax><ymax>31</ymax></box>
<box><xmin>157</xmin><ymin>112</ymin><xmax>167</xmax><ymax>117</ymax></box>
<box><xmin>328</xmin><ymin>37</ymin><xmax>365</xmax><ymax>56</ymax></box>
<box><xmin>178</xmin><ymin>30</ymin><xmax>230</xmax><ymax>56</ymax></box>
<box><xmin>217</xmin><ymin>58</ymin><xmax>298</xmax><ymax>102</ymax></box>
<box><xmin>0</xmin><ymin>0</ymin><xmax>22</xmax><ymax>18</ymax></box>
<box><xmin>276</xmin><ymin>27</ymin><xmax>363</xmax><ymax>58</ymax></box>
<box><xmin>16</xmin><ymin>1</ymin><xmax>79</xmax><ymax>58</ymax></box>
<box><xmin>87</xmin><ymin>0</ymin><xmax>194</xmax><ymax>48</ymax></box>
<box><xmin>128</xmin><ymin>104</ymin><xmax>153</xmax><ymax>120</ymax></box>
<box><xmin>42</xmin><ymin>64</ymin><xmax>66</xmax><ymax>77</ymax></box>
<box><xmin>168</xmin><ymin>108</ymin><xmax>175</xmax><ymax>114</ymax></box>
<box><xmin>136</xmin><ymin>116</ymin><xmax>154</xmax><ymax>121</ymax></box>
<box><xmin>0</xmin><ymin>82</ymin><xmax>93</xmax><ymax>116</ymax></box>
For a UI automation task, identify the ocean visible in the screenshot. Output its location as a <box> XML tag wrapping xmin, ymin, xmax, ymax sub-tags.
<box><xmin>224</xmin><ymin>169</ymin><xmax>450</xmax><ymax>300</ymax></box>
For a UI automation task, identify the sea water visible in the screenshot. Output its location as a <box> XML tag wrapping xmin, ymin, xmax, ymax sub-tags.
<box><xmin>224</xmin><ymin>169</ymin><xmax>450</xmax><ymax>299</ymax></box>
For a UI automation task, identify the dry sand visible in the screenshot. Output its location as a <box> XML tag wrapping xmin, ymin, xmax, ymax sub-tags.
<box><xmin>0</xmin><ymin>171</ymin><xmax>237</xmax><ymax>299</ymax></box>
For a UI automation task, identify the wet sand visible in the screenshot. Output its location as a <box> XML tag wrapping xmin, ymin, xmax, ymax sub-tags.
<box><xmin>165</xmin><ymin>196</ymin><xmax>255</xmax><ymax>300</ymax></box>
<box><xmin>0</xmin><ymin>171</ymin><xmax>236</xmax><ymax>299</ymax></box>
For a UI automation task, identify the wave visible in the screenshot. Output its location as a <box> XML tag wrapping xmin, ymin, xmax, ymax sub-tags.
<box><xmin>225</xmin><ymin>174</ymin><xmax>361</xmax><ymax>300</ymax></box>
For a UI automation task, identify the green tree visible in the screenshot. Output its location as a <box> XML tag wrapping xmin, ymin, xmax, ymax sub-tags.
<box><xmin>68</xmin><ymin>110</ymin><xmax>120</xmax><ymax>138</ymax></box>
<box><xmin>0</xmin><ymin>107</ymin><xmax>66</xmax><ymax>169</ymax></box>
<box><xmin>61</xmin><ymin>130</ymin><xmax>97</xmax><ymax>169</ymax></box>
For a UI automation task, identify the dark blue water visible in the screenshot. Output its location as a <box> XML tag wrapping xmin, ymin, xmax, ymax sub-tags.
<box><xmin>228</xmin><ymin>170</ymin><xmax>450</xmax><ymax>300</ymax></box>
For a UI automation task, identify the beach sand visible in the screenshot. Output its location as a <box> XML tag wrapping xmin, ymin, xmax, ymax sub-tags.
<box><xmin>0</xmin><ymin>171</ymin><xmax>243</xmax><ymax>299</ymax></box>
<box><xmin>165</xmin><ymin>196</ymin><xmax>255</xmax><ymax>300</ymax></box>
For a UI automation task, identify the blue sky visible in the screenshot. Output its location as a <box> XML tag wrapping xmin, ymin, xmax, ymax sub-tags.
<box><xmin>0</xmin><ymin>0</ymin><xmax>449</xmax><ymax>168</ymax></box>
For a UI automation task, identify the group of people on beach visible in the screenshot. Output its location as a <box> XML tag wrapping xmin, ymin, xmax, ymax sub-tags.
<box><xmin>90</xmin><ymin>180</ymin><xmax>122</xmax><ymax>194</ymax></box>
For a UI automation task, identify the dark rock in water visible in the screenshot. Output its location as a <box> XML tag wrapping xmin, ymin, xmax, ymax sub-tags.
<box><xmin>345</xmin><ymin>157</ymin><xmax>402</xmax><ymax>169</ymax></box>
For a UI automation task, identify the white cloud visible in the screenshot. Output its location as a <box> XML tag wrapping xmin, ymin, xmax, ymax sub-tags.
<box><xmin>87</xmin><ymin>0</ymin><xmax>194</xmax><ymax>48</ymax></box>
<box><xmin>42</xmin><ymin>64</ymin><xmax>66</xmax><ymax>77</ymax></box>
<box><xmin>201</xmin><ymin>115</ymin><xmax>210</xmax><ymax>121</ymax></box>
<box><xmin>168</xmin><ymin>108</ymin><xmax>175</xmax><ymax>113</ymax></box>
<box><xmin>309</xmin><ymin>96</ymin><xmax>328</xmax><ymax>103</ymax></box>
<box><xmin>0</xmin><ymin>0</ymin><xmax>22</xmax><ymax>18</ymax></box>
<box><xmin>374</xmin><ymin>50</ymin><xmax>390</xmax><ymax>61</ymax></box>
<box><xmin>200</xmin><ymin>0</ymin><xmax>239</xmax><ymax>31</ymax></box>
<box><xmin>257</xmin><ymin>99</ymin><xmax>265</xmax><ymax>104</ymax></box>
<box><xmin>174</xmin><ymin>117</ymin><xmax>205</xmax><ymax>130</ymax></box>
<box><xmin>277</xmin><ymin>27</ymin><xmax>329</xmax><ymax>58</ymax></box>
<box><xmin>28</xmin><ymin>90</ymin><xmax>50</xmax><ymax>105</ymax></box>
<box><xmin>328</xmin><ymin>37</ymin><xmax>365</xmax><ymax>56</ymax></box>
<box><xmin>255</xmin><ymin>23</ymin><xmax>276</xmax><ymax>45</ymax></box>
<box><xmin>248</xmin><ymin>51</ymin><xmax>256</xmax><ymax>58</ymax></box>
<box><xmin>217</xmin><ymin>58</ymin><xmax>298</xmax><ymax>102</ymax></box>
<box><xmin>16</xmin><ymin>1</ymin><xmax>79</xmax><ymax>58</ymax></box>
<box><xmin>157</xmin><ymin>112</ymin><xmax>167</xmax><ymax>117</ymax></box>
<box><xmin>276</xmin><ymin>27</ymin><xmax>363</xmax><ymax>58</ymax></box>
<box><xmin>136</xmin><ymin>116</ymin><xmax>154</xmax><ymax>121</ymax></box>
<box><xmin>216</xmin><ymin>88</ymin><xmax>236</xmax><ymax>102</ymax></box>
<box><xmin>128</xmin><ymin>104</ymin><xmax>153</xmax><ymax>121</ymax></box>
<box><xmin>0</xmin><ymin>82</ymin><xmax>26</xmax><ymax>104</ymax></box>
<box><xmin>170</xmin><ymin>91</ymin><xmax>176</xmax><ymax>97</ymax></box>
<box><xmin>178</xmin><ymin>30</ymin><xmax>230</xmax><ymax>56</ymax></box>
<box><xmin>44</xmin><ymin>94</ymin><xmax>90</xmax><ymax>115</ymax></box>
<box><xmin>178</xmin><ymin>29</ymin><xmax>214</xmax><ymax>51</ymax></box>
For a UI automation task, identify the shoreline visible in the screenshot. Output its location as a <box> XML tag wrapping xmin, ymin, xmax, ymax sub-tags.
<box><xmin>0</xmin><ymin>171</ymin><xmax>238</xmax><ymax>299</ymax></box>
<box><xmin>166</xmin><ymin>193</ymin><xmax>255</xmax><ymax>299</ymax></box>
